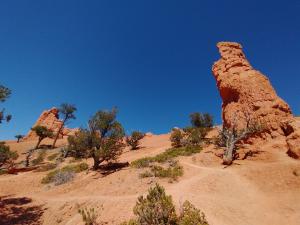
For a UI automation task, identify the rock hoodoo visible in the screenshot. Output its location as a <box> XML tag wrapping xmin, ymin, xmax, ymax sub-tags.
<box><xmin>24</xmin><ymin>108</ymin><xmax>76</xmax><ymax>140</ymax></box>
<box><xmin>212</xmin><ymin>41</ymin><xmax>300</xmax><ymax>158</ymax></box>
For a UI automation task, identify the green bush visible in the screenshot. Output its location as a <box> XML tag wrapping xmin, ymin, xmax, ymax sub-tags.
<box><xmin>139</xmin><ymin>161</ymin><xmax>183</xmax><ymax>181</ymax></box>
<box><xmin>122</xmin><ymin>184</ymin><xmax>210</xmax><ymax>225</ymax></box>
<box><xmin>170</xmin><ymin>129</ymin><xmax>185</xmax><ymax>148</ymax></box>
<box><xmin>133</xmin><ymin>184</ymin><xmax>178</xmax><ymax>225</ymax></box>
<box><xmin>178</xmin><ymin>201</ymin><xmax>209</xmax><ymax>225</ymax></box>
<box><xmin>41</xmin><ymin>162</ymin><xmax>88</xmax><ymax>184</ymax></box>
<box><xmin>151</xmin><ymin>162</ymin><xmax>183</xmax><ymax>181</ymax></box>
<box><xmin>126</xmin><ymin>131</ymin><xmax>145</xmax><ymax>150</ymax></box>
<box><xmin>0</xmin><ymin>142</ymin><xmax>18</xmax><ymax>168</ymax></box>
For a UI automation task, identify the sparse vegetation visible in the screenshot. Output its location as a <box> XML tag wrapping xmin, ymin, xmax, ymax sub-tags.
<box><xmin>126</xmin><ymin>131</ymin><xmax>145</xmax><ymax>150</ymax></box>
<box><xmin>151</xmin><ymin>161</ymin><xmax>183</xmax><ymax>181</ymax></box>
<box><xmin>15</xmin><ymin>134</ymin><xmax>24</xmax><ymax>143</ymax></box>
<box><xmin>170</xmin><ymin>128</ymin><xmax>185</xmax><ymax>148</ymax></box>
<box><xmin>52</xmin><ymin>103</ymin><xmax>77</xmax><ymax>148</ymax></box>
<box><xmin>131</xmin><ymin>146</ymin><xmax>201</xmax><ymax>168</ymax></box>
<box><xmin>47</xmin><ymin>152</ymin><xmax>60</xmax><ymax>161</ymax></box>
<box><xmin>0</xmin><ymin>142</ymin><xmax>18</xmax><ymax>169</ymax></box>
<box><xmin>53</xmin><ymin>170</ymin><xmax>75</xmax><ymax>186</ymax></box>
<box><xmin>31</xmin><ymin>125</ymin><xmax>54</xmax><ymax>149</ymax></box>
<box><xmin>122</xmin><ymin>184</ymin><xmax>209</xmax><ymax>225</ymax></box>
<box><xmin>41</xmin><ymin>162</ymin><xmax>88</xmax><ymax>184</ymax></box>
<box><xmin>32</xmin><ymin>150</ymin><xmax>46</xmax><ymax>165</ymax></box>
<box><xmin>67</xmin><ymin>108</ymin><xmax>125</xmax><ymax>170</ymax></box>
<box><xmin>178</xmin><ymin>201</ymin><xmax>209</xmax><ymax>225</ymax></box>
<box><xmin>78</xmin><ymin>207</ymin><xmax>99</xmax><ymax>225</ymax></box>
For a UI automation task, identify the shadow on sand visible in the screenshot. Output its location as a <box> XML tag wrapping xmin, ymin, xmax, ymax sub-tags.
<box><xmin>0</xmin><ymin>196</ymin><xmax>44</xmax><ymax>225</ymax></box>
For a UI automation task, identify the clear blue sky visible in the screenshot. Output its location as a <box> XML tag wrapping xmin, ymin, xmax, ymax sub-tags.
<box><xmin>1</xmin><ymin>0</ymin><xmax>299</xmax><ymax>140</ymax></box>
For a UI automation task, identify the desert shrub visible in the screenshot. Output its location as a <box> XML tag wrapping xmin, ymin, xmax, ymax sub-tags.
<box><xmin>41</xmin><ymin>162</ymin><xmax>88</xmax><ymax>184</ymax></box>
<box><xmin>170</xmin><ymin>129</ymin><xmax>185</xmax><ymax>148</ymax></box>
<box><xmin>67</xmin><ymin>108</ymin><xmax>125</xmax><ymax>170</ymax></box>
<box><xmin>126</xmin><ymin>131</ymin><xmax>145</xmax><ymax>150</ymax></box>
<box><xmin>178</xmin><ymin>201</ymin><xmax>209</xmax><ymax>225</ymax></box>
<box><xmin>78</xmin><ymin>207</ymin><xmax>99</xmax><ymax>225</ymax></box>
<box><xmin>47</xmin><ymin>152</ymin><xmax>60</xmax><ymax>161</ymax></box>
<box><xmin>183</xmin><ymin>127</ymin><xmax>208</xmax><ymax>146</ymax></box>
<box><xmin>151</xmin><ymin>161</ymin><xmax>183</xmax><ymax>181</ymax></box>
<box><xmin>122</xmin><ymin>184</ymin><xmax>209</xmax><ymax>225</ymax></box>
<box><xmin>61</xmin><ymin>162</ymin><xmax>89</xmax><ymax>173</ymax></box>
<box><xmin>139</xmin><ymin>170</ymin><xmax>154</xmax><ymax>178</ymax></box>
<box><xmin>53</xmin><ymin>170</ymin><xmax>75</xmax><ymax>186</ymax></box>
<box><xmin>133</xmin><ymin>184</ymin><xmax>178</xmax><ymax>225</ymax></box>
<box><xmin>131</xmin><ymin>146</ymin><xmax>201</xmax><ymax>169</ymax></box>
<box><xmin>32</xmin><ymin>150</ymin><xmax>46</xmax><ymax>165</ymax></box>
<box><xmin>139</xmin><ymin>161</ymin><xmax>183</xmax><ymax>181</ymax></box>
<box><xmin>0</xmin><ymin>142</ymin><xmax>18</xmax><ymax>168</ymax></box>
<box><xmin>131</xmin><ymin>157</ymin><xmax>153</xmax><ymax>168</ymax></box>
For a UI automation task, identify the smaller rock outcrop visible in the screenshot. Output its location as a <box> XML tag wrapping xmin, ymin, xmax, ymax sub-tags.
<box><xmin>23</xmin><ymin>108</ymin><xmax>76</xmax><ymax>140</ymax></box>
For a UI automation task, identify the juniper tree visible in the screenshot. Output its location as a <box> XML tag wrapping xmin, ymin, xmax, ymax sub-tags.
<box><xmin>0</xmin><ymin>85</ymin><xmax>12</xmax><ymax>124</ymax></box>
<box><xmin>52</xmin><ymin>103</ymin><xmax>77</xmax><ymax>148</ymax></box>
<box><xmin>190</xmin><ymin>112</ymin><xmax>213</xmax><ymax>129</ymax></box>
<box><xmin>68</xmin><ymin>108</ymin><xmax>125</xmax><ymax>170</ymax></box>
<box><xmin>219</xmin><ymin>112</ymin><xmax>263</xmax><ymax>165</ymax></box>
<box><xmin>15</xmin><ymin>134</ymin><xmax>24</xmax><ymax>143</ymax></box>
<box><xmin>31</xmin><ymin>125</ymin><xmax>54</xmax><ymax>149</ymax></box>
<box><xmin>170</xmin><ymin>128</ymin><xmax>184</xmax><ymax>148</ymax></box>
<box><xmin>126</xmin><ymin>131</ymin><xmax>145</xmax><ymax>150</ymax></box>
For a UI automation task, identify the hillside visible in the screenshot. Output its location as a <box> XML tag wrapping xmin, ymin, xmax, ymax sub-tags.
<box><xmin>1</xmin><ymin>131</ymin><xmax>300</xmax><ymax>225</ymax></box>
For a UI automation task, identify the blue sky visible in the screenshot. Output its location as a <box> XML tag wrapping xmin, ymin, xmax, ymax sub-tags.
<box><xmin>1</xmin><ymin>0</ymin><xmax>299</xmax><ymax>140</ymax></box>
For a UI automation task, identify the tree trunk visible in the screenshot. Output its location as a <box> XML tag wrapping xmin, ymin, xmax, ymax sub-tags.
<box><xmin>35</xmin><ymin>138</ymin><xmax>42</xmax><ymax>150</ymax></box>
<box><xmin>223</xmin><ymin>143</ymin><xmax>235</xmax><ymax>165</ymax></box>
<box><xmin>25</xmin><ymin>149</ymin><xmax>34</xmax><ymax>167</ymax></box>
<box><xmin>92</xmin><ymin>154</ymin><xmax>104</xmax><ymax>170</ymax></box>
<box><xmin>93</xmin><ymin>156</ymin><xmax>100</xmax><ymax>170</ymax></box>
<box><xmin>52</xmin><ymin>121</ymin><xmax>65</xmax><ymax>149</ymax></box>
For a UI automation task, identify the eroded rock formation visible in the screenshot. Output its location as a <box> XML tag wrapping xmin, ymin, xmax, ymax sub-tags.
<box><xmin>24</xmin><ymin>108</ymin><xmax>76</xmax><ymax>140</ymax></box>
<box><xmin>212</xmin><ymin>41</ymin><xmax>300</xmax><ymax>158</ymax></box>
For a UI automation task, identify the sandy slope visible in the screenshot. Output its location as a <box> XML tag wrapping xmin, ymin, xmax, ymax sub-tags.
<box><xmin>1</xmin><ymin>133</ymin><xmax>300</xmax><ymax>225</ymax></box>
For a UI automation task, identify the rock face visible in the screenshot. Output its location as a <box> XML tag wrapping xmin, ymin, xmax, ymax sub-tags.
<box><xmin>212</xmin><ymin>41</ymin><xmax>300</xmax><ymax>158</ymax></box>
<box><xmin>24</xmin><ymin>108</ymin><xmax>76</xmax><ymax>140</ymax></box>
